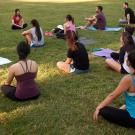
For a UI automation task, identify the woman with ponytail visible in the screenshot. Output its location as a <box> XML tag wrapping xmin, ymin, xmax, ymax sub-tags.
<box><xmin>55</xmin><ymin>14</ymin><xmax>77</xmax><ymax>39</ymax></box>
<box><xmin>57</xmin><ymin>30</ymin><xmax>89</xmax><ymax>74</ymax></box>
<box><xmin>1</xmin><ymin>41</ymin><xmax>40</xmax><ymax>101</ymax></box>
<box><xmin>22</xmin><ymin>19</ymin><xmax>45</xmax><ymax>47</ymax></box>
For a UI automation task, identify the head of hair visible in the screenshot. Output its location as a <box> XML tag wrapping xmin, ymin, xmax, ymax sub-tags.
<box><xmin>66</xmin><ymin>14</ymin><xmax>74</xmax><ymax>24</ymax></box>
<box><xmin>124</xmin><ymin>2</ymin><xmax>128</xmax><ymax>6</ymax></box>
<box><xmin>128</xmin><ymin>50</ymin><xmax>135</xmax><ymax>70</ymax></box>
<box><xmin>31</xmin><ymin>19</ymin><xmax>42</xmax><ymax>41</ymax></box>
<box><xmin>17</xmin><ymin>41</ymin><xmax>30</xmax><ymax>60</ymax></box>
<box><xmin>66</xmin><ymin>30</ymin><xmax>78</xmax><ymax>51</ymax></box>
<box><xmin>121</xmin><ymin>32</ymin><xmax>135</xmax><ymax>52</ymax></box>
<box><xmin>15</xmin><ymin>9</ymin><xmax>20</xmax><ymax>15</ymax></box>
<box><xmin>124</xmin><ymin>26</ymin><xmax>135</xmax><ymax>35</ymax></box>
<box><xmin>97</xmin><ymin>6</ymin><xmax>103</xmax><ymax>11</ymax></box>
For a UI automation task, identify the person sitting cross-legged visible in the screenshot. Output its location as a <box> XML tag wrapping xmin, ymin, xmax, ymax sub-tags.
<box><xmin>22</xmin><ymin>19</ymin><xmax>45</xmax><ymax>47</ymax></box>
<box><xmin>106</xmin><ymin>32</ymin><xmax>135</xmax><ymax>74</ymax></box>
<box><xmin>119</xmin><ymin>2</ymin><xmax>135</xmax><ymax>25</ymax></box>
<box><xmin>57</xmin><ymin>30</ymin><xmax>90</xmax><ymax>74</ymax></box>
<box><xmin>1</xmin><ymin>41</ymin><xmax>40</xmax><ymax>101</ymax></box>
<box><xmin>84</xmin><ymin>5</ymin><xmax>106</xmax><ymax>30</ymax></box>
<box><xmin>11</xmin><ymin>9</ymin><xmax>27</xmax><ymax>30</ymax></box>
<box><xmin>93</xmin><ymin>50</ymin><xmax>135</xmax><ymax>128</ymax></box>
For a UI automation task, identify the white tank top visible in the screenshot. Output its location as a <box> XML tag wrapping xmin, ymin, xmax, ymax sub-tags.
<box><xmin>123</xmin><ymin>52</ymin><xmax>131</xmax><ymax>73</ymax></box>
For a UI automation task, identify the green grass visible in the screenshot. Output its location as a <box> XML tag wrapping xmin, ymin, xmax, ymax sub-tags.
<box><xmin>0</xmin><ymin>0</ymin><xmax>135</xmax><ymax>134</ymax></box>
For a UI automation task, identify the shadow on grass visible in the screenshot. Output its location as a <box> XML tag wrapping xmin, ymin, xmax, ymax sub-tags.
<box><xmin>1</xmin><ymin>0</ymin><xmax>135</xmax><ymax>134</ymax></box>
<box><xmin>0</xmin><ymin>71</ymin><xmax>130</xmax><ymax>134</ymax></box>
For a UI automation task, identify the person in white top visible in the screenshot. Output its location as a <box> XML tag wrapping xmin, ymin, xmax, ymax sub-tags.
<box><xmin>106</xmin><ymin>32</ymin><xmax>135</xmax><ymax>74</ymax></box>
<box><xmin>124</xmin><ymin>26</ymin><xmax>135</xmax><ymax>43</ymax></box>
<box><xmin>22</xmin><ymin>19</ymin><xmax>45</xmax><ymax>47</ymax></box>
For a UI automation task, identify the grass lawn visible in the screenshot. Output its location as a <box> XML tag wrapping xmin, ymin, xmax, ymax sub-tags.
<box><xmin>0</xmin><ymin>0</ymin><xmax>135</xmax><ymax>134</ymax></box>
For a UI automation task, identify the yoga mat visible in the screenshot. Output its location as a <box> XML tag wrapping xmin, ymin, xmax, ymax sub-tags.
<box><xmin>0</xmin><ymin>57</ymin><xmax>12</xmax><ymax>65</ymax></box>
<box><xmin>77</xmin><ymin>26</ymin><xmax>122</xmax><ymax>32</ymax></box>
<box><xmin>92</xmin><ymin>48</ymin><xmax>116</xmax><ymax>58</ymax></box>
<box><xmin>87</xmin><ymin>26</ymin><xmax>122</xmax><ymax>32</ymax></box>
<box><xmin>78</xmin><ymin>37</ymin><xmax>97</xmax><ymax>46</ymax></box>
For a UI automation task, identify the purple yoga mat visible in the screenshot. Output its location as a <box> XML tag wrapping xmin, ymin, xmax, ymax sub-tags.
<box><xmin>92</xmin><ymin>48</ymin><xmax>115</xmax><ymax>58</ymax></box>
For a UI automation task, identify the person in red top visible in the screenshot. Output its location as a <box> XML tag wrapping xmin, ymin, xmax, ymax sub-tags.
<box><xmin>11</xmin><ymin>9</ymin><xmax>27</xmax><ymax>30</ymax></box>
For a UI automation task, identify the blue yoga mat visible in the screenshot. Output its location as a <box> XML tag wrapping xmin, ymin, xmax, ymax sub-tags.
<box><xmin>87</xmin><ymin>26</ymin><xmax>122</xmax><ymax>32</ymax></box>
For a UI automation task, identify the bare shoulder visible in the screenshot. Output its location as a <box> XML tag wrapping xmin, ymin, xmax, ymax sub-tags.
<box><xmin>8</xmin><ymin>63</ymin><xmax>19</xmax><ymax>72</ymax></box>
<box><xmin>121</xmin><ymin>75</ymin><xmax>132</xmax><ymax>84</ymax></box>
<box><xmin>30</xmin><ymin>60</ymin><xmax>38</xmax><ymax>67</ymax></box>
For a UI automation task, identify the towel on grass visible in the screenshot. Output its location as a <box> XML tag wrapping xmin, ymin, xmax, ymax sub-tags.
<box><xmin>92</xmin><ymin>48</ymin><xmax>116</xmax><ymax>58</ymax></box>
<box><xmin>0</xmin><ymin>57</ymin><xmax>11</xmax><ymax>65</ymax></box>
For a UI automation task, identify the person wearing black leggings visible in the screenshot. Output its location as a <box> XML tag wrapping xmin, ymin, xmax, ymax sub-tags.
<box><xmin>93</xmin><ymin>50</ymin><xmax>135</xmax><ymax>128</ymax></box>
<box><xmin>1</xmin><ymin>41</ymin><xmax>40</xmax><ymax>101</ymax></box>
<box><xmin>11</xmin><ymin>9</ymin><xmax>27</xmax><ymax>30</ymax></box>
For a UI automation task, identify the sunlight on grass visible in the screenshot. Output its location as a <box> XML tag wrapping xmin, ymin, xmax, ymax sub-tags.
<box><xmin>13</xmin><ymin>0</ymin><xmax>101</xmax><ymax>3</ymax></box>
<box><xmin>0</xmin><ymin>103</ymin><xmax>43</xmax><ymax>123</ymax></box>
<box><xmin>37</xmin><ymin>64</ymin><xmax>60</xmax><ymax>81</ymax></box>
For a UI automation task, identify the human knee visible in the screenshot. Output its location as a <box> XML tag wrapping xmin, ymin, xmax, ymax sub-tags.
<box><xmin>99</xmin><ymin>106</ymin><xmax>111</xmax><ymax>116</ymax></box>
<box><xmin>105</xmin><ymin>59</ymin><xmax>111</xmax><ymax>65</ymax></box>
<box><xmin>57</xmin><ymin>61</ymin><xmax>63</xmax><ymax>69</ymax></box>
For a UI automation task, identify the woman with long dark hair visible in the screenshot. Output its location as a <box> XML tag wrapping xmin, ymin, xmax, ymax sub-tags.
<box><xmin>57</xmin><ymin>30</ymin><xmax>89</xmax><ymax>74</ymax></box>
<box><xmin>1</xmin><ymin>41</ymin><xmax>40</xmax><ymax>101</ymax></box>
<box><xmin>124</xmin><ymin>26</ymin><xmax>135</xmax><ymax>43</ymax></box>
<box><xmin>22</xmin><ymin>19</ymin><xmax>44</xmax><ymax>47</ymax></box>
<box><xmin>11</xmin><ymin>9</ymin><xmax>27</xmax><ymax>30</ymax></box>
<box><xmin>93</xmin><ymin>50</ymin><xmax>135</xmax><ymax>128</ymax></box>
<box><xmin>106</xmin><ymin>32</ymin><xmax>135</xmax><ymax>74</ymax></box>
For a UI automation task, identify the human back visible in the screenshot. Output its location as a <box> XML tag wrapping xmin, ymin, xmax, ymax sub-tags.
<box><xmin>14</xmin><ymin>60</ymin><xmax>39</xmax><ymax>100</ymax></box>
<box><xmin>64</xmin><ymin>14</ymin><xmax>76</xmax><ymax>33</ymax></box>
<box><xmin>67</xmin><ymin>41</ymin><xmax>89</xmax><ymax>70</ymax></box>
<box><xmin>11</xmin><ymin>59</ymin><xmax>38</xmax><ymax>76</ymax></box>
<box><xmin>22</xmin><ymin>19</ymin><xmax>45</xmax><ymax>47</ymax></box>
<box><xmin>31</xmin><ymin>26</ymin><xmax>44</xmax><ymax>46</ymax></box>
<box><xmin>95</xmin><ymin>11</ymin><xmax>106</xmax><ymax>30</ymax></box>
<box><xmin>1</xmin><ymin>41</ymin><xmax>40</xmax><ymax>101</ymax></box>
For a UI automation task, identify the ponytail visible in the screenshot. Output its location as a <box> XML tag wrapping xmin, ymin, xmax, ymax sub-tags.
<box><xmin>66</xmin><ymin>14</ymin><xmax>74</xmax><ymax>24</ymax></box>
<box><xmin>31</xmin><ymin>19</ymin><xmax>42</xmax><ymax>41</ymax></box>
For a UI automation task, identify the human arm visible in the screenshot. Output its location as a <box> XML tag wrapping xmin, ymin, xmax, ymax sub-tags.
<box><xmin>127</xmin><ymin>14</ymin><xmax>130</xmax><ymax>24</ymax></box>
<box><xmin>20</xmin><ymin>18</ymin><xmax>24</xmax><ymax>25</ymax></box>
<box><xmin>11</xmin><ymin>19</ymin><xmax>22</xmax><ymax>28</ymax></box>
<box><xmin>34</xmin><ymin>62</ymin><xmax>38</xmax><ymax>77</ymax></box>
<box><xmin>65</xmin><ymin>58</ymin><xmax>73</xmax><ymax>64</ymax></box>
<box><xmin>66</xmin><ymin>49</ymin><xmax>74</xmax><ymax>64</ymax></box>
<box><xmin>22</xmin><ymin>29</ymin><xmax>32</xmax><ymax>36</ymax></box>
<box><xmin>64</xmin><ymin>23</ymin><xmax>67</xmax><ymax>34</ymax></box>
<box><xmin>93</xmin><ymin>75</ymin><xmax>130</xmax><ymax>121</ymax></box>
<box><xmin>4</xmin><ymin>66</ymin><xmax>15</xmax><ymax>85</ymax></box>
<box><xmin>85</xmin><ymin>15</ymin><xmax>96</xmax><ymax>21</ymax></box>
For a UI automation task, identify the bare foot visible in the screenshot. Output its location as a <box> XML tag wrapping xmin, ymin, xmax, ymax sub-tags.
<box><xmin>119</xmin><ymin>104</ymin><xmax>126</xmax><ymax>110</ymax></box>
